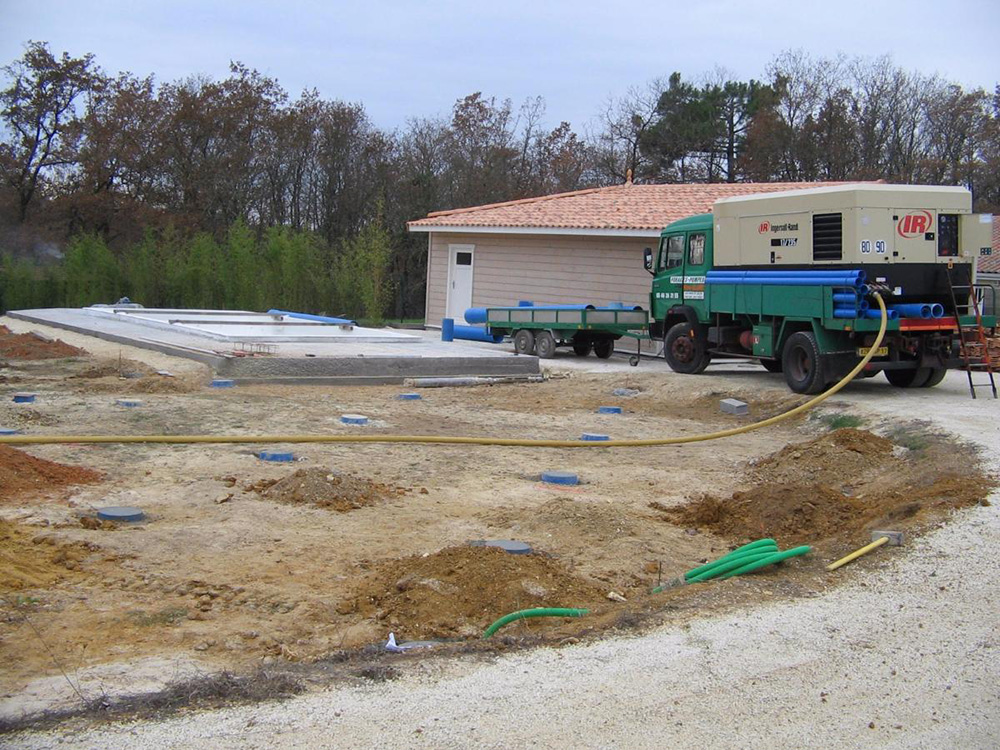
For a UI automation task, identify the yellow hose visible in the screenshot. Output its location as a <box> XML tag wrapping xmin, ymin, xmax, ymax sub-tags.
<box><xmin>0</xmin><ymin>295</ymin><xmax>888</xmax><ymax>448</ymax></box>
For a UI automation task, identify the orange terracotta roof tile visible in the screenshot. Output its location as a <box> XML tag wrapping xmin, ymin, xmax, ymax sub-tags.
<box><xmin>407</xmin><ymin>182</ymin><xmax>851</xmax><ymax>233</ymax></box>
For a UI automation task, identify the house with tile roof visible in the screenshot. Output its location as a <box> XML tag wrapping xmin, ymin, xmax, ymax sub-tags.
<box><xmin>407</xmin><ymin>181</ymin><xmax>849</xmax><ymax>332</ymax></box>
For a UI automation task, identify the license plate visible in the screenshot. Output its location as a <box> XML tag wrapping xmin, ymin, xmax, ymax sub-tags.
<box><xmin>856</xmin><ymin>346</ymin><xmax>888</xmax><ymax>357</ymax></box>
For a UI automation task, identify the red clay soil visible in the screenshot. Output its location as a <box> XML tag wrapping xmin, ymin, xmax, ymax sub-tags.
<box><xmin>0</xmin><ymin>325</ymin><xmax>85</xmax><ymax>359</ymax></box>
<box><xmin>344</xmin><ymin>546</ymin><xmax>607</xmax><ymax>639</ymax></box>
<box><xmin>0</xmin><ymin>445</ymin><xmax>102</xmax><ymax>500</ymax></box>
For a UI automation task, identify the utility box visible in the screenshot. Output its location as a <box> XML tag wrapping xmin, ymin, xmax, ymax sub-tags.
<box><xmin>712</xmin><ymin>184</ymin><xmax>992</xmax><ymax>268</ymax></box>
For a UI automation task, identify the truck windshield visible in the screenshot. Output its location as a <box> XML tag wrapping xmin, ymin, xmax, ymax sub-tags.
<box><xmin>659</xmin><ymin>235</ymin><xmax>685</xmax><ymax>271</ymax></box>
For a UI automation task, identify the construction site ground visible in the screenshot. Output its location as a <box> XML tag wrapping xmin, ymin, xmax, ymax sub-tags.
<box><xmin>1</xmin><ymin>316</ymin><xmax>998</xmax><ymax>748</ymax></box>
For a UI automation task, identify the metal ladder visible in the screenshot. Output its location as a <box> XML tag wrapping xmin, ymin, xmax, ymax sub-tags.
<box><xmin>946</xmin><ymin>265</ymin><xmax>998</xmax><ymax>399</ymax></box>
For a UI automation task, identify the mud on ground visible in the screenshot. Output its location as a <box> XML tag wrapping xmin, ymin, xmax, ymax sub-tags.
<box><xmin>0</xmin><ymin>347</ymin><xmax>994</xmax><ymax>722</ymax></box>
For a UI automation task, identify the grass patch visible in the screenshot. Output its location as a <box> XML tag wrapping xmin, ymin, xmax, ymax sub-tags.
<box><xmin>816</xmin><ymin>413</ymin><xmax>865</xmax><ymax>430</ymax></box>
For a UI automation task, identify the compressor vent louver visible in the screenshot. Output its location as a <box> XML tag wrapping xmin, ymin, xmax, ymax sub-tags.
<box><xmin>812</xmin><ymin>213</ymin><xmax>843</xmax><ymax>261</ymax></box>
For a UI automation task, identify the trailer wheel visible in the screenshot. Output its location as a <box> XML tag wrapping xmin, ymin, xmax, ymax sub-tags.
<box><xmin>513</xmin><ymin>329</ymin><xmax>536</xmax><ymax>355</ymax></box>
<box><xmin>921</xmin><ymin>368</ymin><xmax>947</xmax><ymax>388</ymax></box>
<box><xmin>885</xmin><ymin>367</ymin><xmax>932</xmax><ymax>388</ymax></box>
<box><xmin>782</xmin><ymin>332</ymin><xmax>826</xmax><ymax>394</ymax></box>
<box><xmin>760</xmin><ymin>359</ymin><xmax>783</xmax><ymax>373</ymax></box>
<box><xmin>535</xmin><ymin>330</ymin><xmax>557</xmax><ymax>359</ymax></box>
<box><xmin>664</xmin><ymin>323</ymin><xmax>711</xmax><ymax>374</ymax></box>
<box><xmin>593</xmin><ymin>337</ymin><xmax>614</xmax><ymax>359</ymax></box>
<box><xmin>572</xmin><ymin>339</ymin><xmax>593</xmax><ymax>356</ymax></box>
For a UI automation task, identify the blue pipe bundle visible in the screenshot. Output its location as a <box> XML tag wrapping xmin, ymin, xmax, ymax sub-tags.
<box><xmin>706</xmin><ymin>270</ymin><xmax>866</xmax><ymax>288</ymax></box>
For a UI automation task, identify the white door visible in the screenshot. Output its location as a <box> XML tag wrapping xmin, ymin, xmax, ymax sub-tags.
<box><xmin>445</xmin><ymin>245</ymin><xmax>474</xmax><ymax>323</ymax></box>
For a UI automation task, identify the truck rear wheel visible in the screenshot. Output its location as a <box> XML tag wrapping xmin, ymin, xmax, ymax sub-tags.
<box><xmin>885</xmin><ymin>367</ymin><xmax>932</xmax><ymax>388</ymax></box>
<box><xmin>664</xmin><ymin>323</ymin><xmax>711</xmax><ymax>374</ymax></box>
<box><xmin>572</xmin><ymin>339</ymin><xmax>592</xmax><ymax>356</ymax></box>
<box><xmin>782</xmin><ymin>332</ymin><xmax>826</xmax><ymax>394</ymax></box>
<box><xmin>513</xmin><ymin>329</ymin><xmax>535</xmax><ymax>355</ymax></box>
<box><xmin>921</xmin><ymin>368</ymin><xmax>947</xmax><ymax>388</ymax></box>
<box><xmin>593</xmin><ymin>337</ymin><xmax>614</xmax><ymax>359</ymax></box>
<box><xmin>535</xmin><ymin>330</ymin><xmax>557</xmax><ymax>359</ymax></box>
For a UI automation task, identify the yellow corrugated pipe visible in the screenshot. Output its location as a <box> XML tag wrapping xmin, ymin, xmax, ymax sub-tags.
<box><xmin>0</xmin><ymin>295</ymin><xmax>888</xmax><ymax>449</ymax></box>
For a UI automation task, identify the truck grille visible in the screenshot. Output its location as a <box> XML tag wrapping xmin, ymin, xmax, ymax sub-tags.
<box><xmin>813</xmin><ymin>213</ymin><xmax>843</xmax><ymax>261</ymax></box>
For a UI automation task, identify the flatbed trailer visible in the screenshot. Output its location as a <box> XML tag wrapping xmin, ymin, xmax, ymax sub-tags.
<box><xmin>481</xmin><ymin>305</ymin><xmax>649</xmax><ymax>364</ymax></box>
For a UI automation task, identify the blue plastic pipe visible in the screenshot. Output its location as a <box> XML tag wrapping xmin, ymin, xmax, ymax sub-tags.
<box><xmin>452</xmin><ymin>324</ymin><xmax>504</xmax><ymax>343</ymax></box>
<box><xmin>464</xmin><ymin>308</ymin><xmax>488</xmax><ymax>324</ymax></box>
<box><xmin>865</xmin><ymin>308</ymin><xmax>899</xmax><ymax>320</ymax></box>
<box><xmin>833</xmin><ymin>309</ymin><xmax>858</xmax><ymax>318</ymax></box>
<box><xmin>889</xmin><ymin>304</ymin><xmax>932</xmax><ymax>319</ymax></box>
<box><xmin>708</xmin><ymin>269</ymin><xmax>865</xmax><ymax>281</ymax></box>
<box><xmin>267</xmin><ymin>309</ymin><xmax>355</xmax><ymax>325</ymax></box>
<box><xmin>832</xmin><ymin>293</ymin><xmax>859</xmax><ymax>304</ymax></box>
<box><xmin>441</xmin><ymin>317</ymin><xmax>455</xmax><ymax>341</ymax></box>
<box><xmin>930</xmin><ymin>303</ymin><xmax>945</xmax><ymax>318</ymax></box>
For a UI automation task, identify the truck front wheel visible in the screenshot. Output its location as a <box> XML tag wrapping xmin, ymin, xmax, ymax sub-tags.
<box><xmin>782</xmin><ymin>332</ymin><xmax>826</xmax><ymax>394</ymax></box>
<box><xmin>664</xmin><ymin>323</ymin><xmax>711</xmax><ymax>374</ymax></box>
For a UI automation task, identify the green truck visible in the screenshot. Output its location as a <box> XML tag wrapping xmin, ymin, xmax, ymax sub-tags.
<box><xmin>644</xmin><ymin>184</ymin><xmax>996</xmax><ymax>394</ymax></box>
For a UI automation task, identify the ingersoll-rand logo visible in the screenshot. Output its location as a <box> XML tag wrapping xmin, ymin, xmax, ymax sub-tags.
<box><xmin>758</xmin><ymin>221</ymin><xmax>771</xmax><ymax>234</ymax></box>
<box><xmin>896</xmin><ymin>211</ymin><xmax>933</xmax><ymax>238</ymax></box>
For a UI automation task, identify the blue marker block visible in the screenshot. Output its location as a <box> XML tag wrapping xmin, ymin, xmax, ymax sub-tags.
<box><xmin>597</xmin><ymin>405</ymin><xmax>623</xmax><ymax>414</ymax></box>
<box><xmin>211</xmin><ymin>379</ymin><xmax>235</xmax><ymax>388</ymax></box>
<box><xmin>541</xmin><ymin>470</ymin><xmax>579</xmax><ymax>485</ymax></box>
<box><xmin>258</xmin><ymin>451</ymin><xmax>294</xmax><ymax>462</ymax></box>
<box><xmin>581</xmin><ymin>433</ymin><xmax>610</xmax><ymax>441</ymax></box>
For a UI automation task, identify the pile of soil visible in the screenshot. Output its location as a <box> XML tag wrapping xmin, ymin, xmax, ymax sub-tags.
<box><xmin>0</xmin><ymin>325</ymin><xmax>85</xmax><ymax>359</ymax></box>
<box><xmin>747</xmin><ymin>428</ymin><xmax>898</xmax><ymax>488</ymax></box>
<box><xmin>0</xmin><ymin>519</ymin><xmax>94</xmax><ymax>591</ymax></box>
<box><xmin>0</xmin><ymin>445</ymin><xmax>103</xmax><ymax>500</ymax></box>
<box><xmin>254</xmin><ymin>467</ymin><xmax>408</xmax><ymax>512</ymax></box>
<box><xmin>68</xmin><ymin>358</ymin><xmax>196</xmax><ymax>394</ymax></box>
<box><xmin>345</xmin><ymin>546</ymin><xmax>606</xmax><ymax>639</ymax></box>
<box><xmin>657</xmin><ymin>473</ymin><xmax>993</xmax><ymax>547</ymax></box>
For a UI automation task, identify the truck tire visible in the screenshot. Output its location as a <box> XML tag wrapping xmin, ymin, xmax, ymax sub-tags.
<box><xmin>572</xmin><ymin>339</ymin><xmax>592</xmax><ymax>356</ymax></box>
<box><xmin>921</xmin><ymin>368</ymin><xmax>947</xmax><ymax>388</ymax></box>
<box><xmin>513</xmin><ymin>329</ymin><xmax>535</xmax><ymax>355</ymax></box>
<box><xmin>535</xmin><ymin>330</ymin><xmax>557</xmax><ymax>359</ymax></box>
<box><xmin>593</xmin><ymin>337</ymin><xmax>614</xmax><ymax>359</ymax></box>
<box><xmin>664</xmin><ymin>322</ymin><xmax>711</xmax><ymax>374</ymax></box>
<box><xmin>760</xmin><ymin>359</ymin><xmax>783</xmax><ymax>373</ymax></box>
<box><xmin>782</xmin><ymin>332</ymin><xmax>826</xmax><ymax>394</ymax></box>
<box><xmin>885</xmin><ymin>367</ymin><xmax>932</xmax><ymax>388</ymax></box>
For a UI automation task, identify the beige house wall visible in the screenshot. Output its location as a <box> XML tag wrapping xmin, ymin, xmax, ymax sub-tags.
<box><xmin>424</xmin><ymin>232</ymin><xmax>656</xmax><ymax>327</ymax></box>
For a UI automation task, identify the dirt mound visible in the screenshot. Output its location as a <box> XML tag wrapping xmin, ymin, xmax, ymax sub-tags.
<box><xmin>0</xmin><ymin>445</ymin><xmax>103</xmax><ymax>500</ymax></box>
<box><xmin>658</xmin><ymin>472</ymin><xmax>993</xmax><ymax>547</ymax></box>
<box><xmin>0</xmin><ymin>519</ymin><xmax>94</xmax><ymax>592</ymax></box>
<box><xmin>747</xmin><ymin>428</ymin><xmax>897</xmax><ymax>488</ymax></box>
<box><xmin>69</xmin><ymin>358</ymin><xmax>197</xmax><ymax>394</ymax></box>
<box><xmin>254</xmin><ymin>468</ymin><xmax>408</xmax><ymax>512</ymax></box>
<box><xmin>0</xmin><ymin>325</ymin><xmax>86</xmax><ymax>359</ymax></box>
<box><xmin>345</xmin><ymin>546</ymin><xmax>606</xmax><ymax>639</ymax></box>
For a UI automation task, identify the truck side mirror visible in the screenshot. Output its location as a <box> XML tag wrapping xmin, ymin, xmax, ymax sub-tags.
<box><xmin>643</xmin><ymin>247</ymin><xmax>654</xmax><ymax>274</ymax></box>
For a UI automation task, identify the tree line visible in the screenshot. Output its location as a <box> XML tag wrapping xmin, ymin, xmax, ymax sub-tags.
<box><xmin>1</xmin><ymin>42</ymin><xmax>997</xmax><ymax>317</ymax></box>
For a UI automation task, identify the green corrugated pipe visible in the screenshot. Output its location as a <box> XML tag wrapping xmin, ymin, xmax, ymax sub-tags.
<box><xmin>687</xmin><ymin>550</ymin><xmax>781</xmax><ymax>583</ymax></box>
<box><xmin>684</xmin><ymin>539</ymin><xmax>778</xmax><ymax>581</ymax></box>
<box><xmin>717</xmin><ymin>546</ymin><xmax>812</xmax><ymax>579</ymax></box>
<box><xmin>482</xmin><ymin>607</ymin><xmax>589</xmax><ymax>639</ymax></box>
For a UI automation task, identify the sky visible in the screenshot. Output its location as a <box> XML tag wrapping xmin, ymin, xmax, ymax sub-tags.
<box><xmin>1</xmin><ymin>0</ymin><xmax>998</xmax><ymax>133</ymax></box>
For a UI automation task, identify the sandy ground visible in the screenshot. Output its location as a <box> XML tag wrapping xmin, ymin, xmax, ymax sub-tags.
<box><xmin>2</xmin><ymin>317</ymin><xmax>999</xmax><ymax>747</ymax></box>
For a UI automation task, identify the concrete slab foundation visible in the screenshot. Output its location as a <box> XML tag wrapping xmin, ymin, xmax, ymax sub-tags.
<box><xmin>7</xmin><ymin>308</ymin><xmax>540</xmax><ymax>384</ymax></box>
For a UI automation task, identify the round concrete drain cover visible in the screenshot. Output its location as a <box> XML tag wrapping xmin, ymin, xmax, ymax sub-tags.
<box><xmin>469</xmin><ymin>539</ymin><xmax>533</xmax><ymax>554</ymax></box>
<box><xmin>541</xmin><ymin>470</ymin><xmax>579</xmax><ymax>486</ymax></box>
<box><xmin>97</xmin><ymin>506</ymin><xmax>145</xmax><ymax>522</ymax></box>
